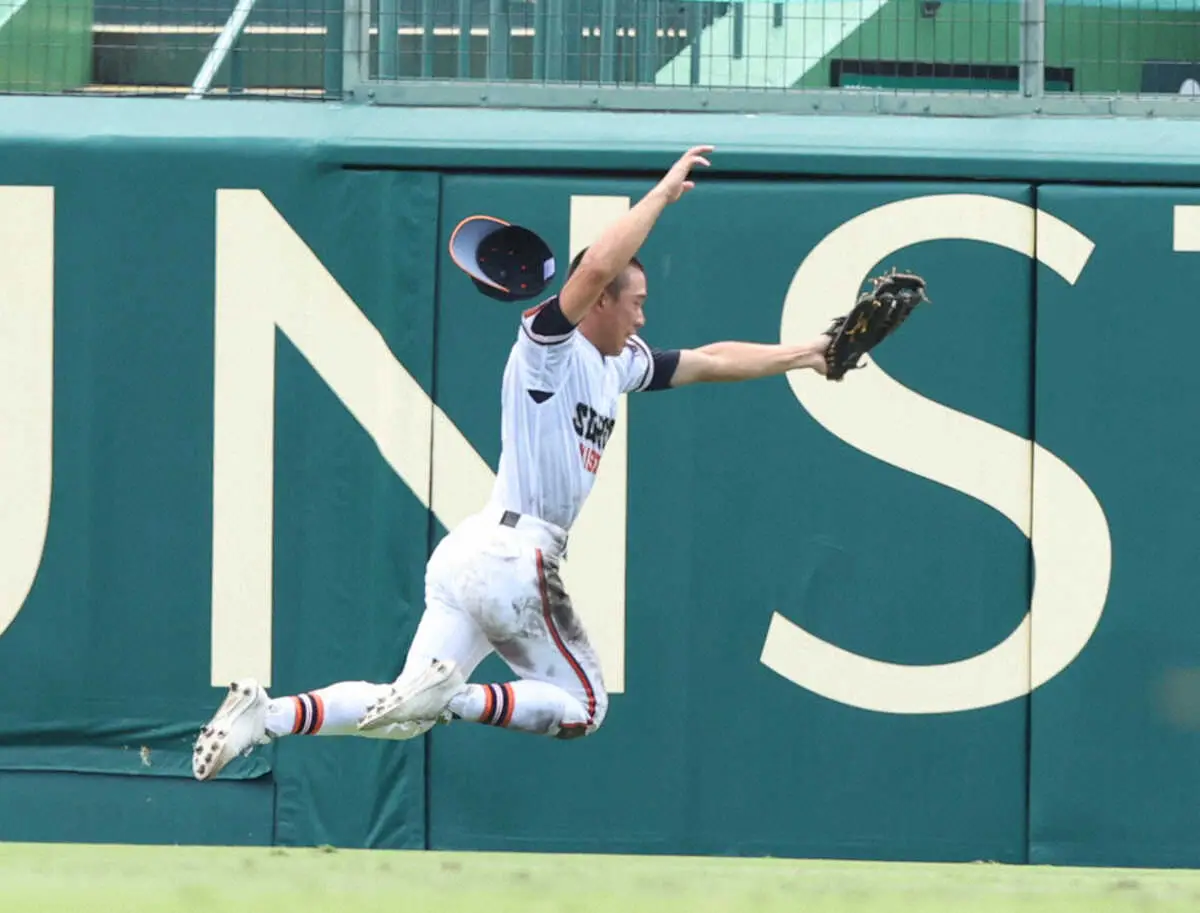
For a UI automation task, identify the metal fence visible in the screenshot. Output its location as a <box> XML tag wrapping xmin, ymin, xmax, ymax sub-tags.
<box><xmin>3</xmin><ymin>0</ymin><xmax>1200</xmax><ymax>114</ymax></box>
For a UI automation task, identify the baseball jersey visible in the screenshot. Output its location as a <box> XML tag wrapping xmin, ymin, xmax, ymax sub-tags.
<box><xmin>487</xmin><ymin>296</ymin><xmax>677</xmax><ymax>533</ymax></box>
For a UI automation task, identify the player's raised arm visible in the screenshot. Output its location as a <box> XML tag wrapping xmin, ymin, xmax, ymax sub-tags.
<box><xmin>666</xmin><ymin>339</ymin><xmax>832</xmax><ymax>386</ymax></box>
<box><xmin>559</xmin><ymin>145</ymin><xmax>713</xmax><ymax>327</ymax></box>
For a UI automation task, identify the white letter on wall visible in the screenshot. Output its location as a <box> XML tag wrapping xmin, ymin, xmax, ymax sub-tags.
<box><xmin>214</xmin><ymin>189</ymin><xmax>445</xmax><ymax>687</ymax></box>
<box><xmin>0</xmin><ymin>186</ymin><xmax>54</xmax><ymax>639</ymax></box>
<box><xmin>762</xmin><ymin>194</ymin><xmax>1111</xmax><ymax>714</ymax></box>
<box><xmin>560</xmin><ymin>194</ymin><xmax>633</xmax><ymax>694</ymax></box>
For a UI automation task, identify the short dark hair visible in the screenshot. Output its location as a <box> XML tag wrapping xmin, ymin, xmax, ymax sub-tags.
<box><xmin>567</xmin><ymin>246</ymin><xmax>645</xmax><ymax>297</ymax></box>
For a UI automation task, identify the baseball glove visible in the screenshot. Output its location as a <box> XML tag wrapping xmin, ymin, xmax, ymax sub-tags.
<box><xmin>823</xmin><ymin>269</ymin><xmax>929</xmax><ymax>381</ymax></box>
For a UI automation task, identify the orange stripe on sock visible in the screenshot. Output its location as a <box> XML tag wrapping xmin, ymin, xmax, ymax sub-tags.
<box><xmin>501</xmin><ymin>683</ymin><xmax>515</xmax><ymax>727</ymax></box>
<box><xmin>291</xmin><ymin>696</ymin><xmax>303</xmax><ymax>734</ymax></box>
<box><xmin>311</xmin><ymin>693</ymin><xmax>325</xmax><ymax>734</ymax></box>
<box><xmin>481</xmin><ymin>685</ymin><xmax>495</xmax><ymax>724</ymax></box>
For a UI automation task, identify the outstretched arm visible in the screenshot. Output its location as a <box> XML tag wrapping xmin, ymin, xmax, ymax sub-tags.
<box><xmin>665</xmin><ymin>337</ymin><xmax>831</xmax><ymax>387</ymax></box>
<box><xmin>558</xmin><ymin>145</ymin><xmax>713</xmax><ymax>326</ymax></box>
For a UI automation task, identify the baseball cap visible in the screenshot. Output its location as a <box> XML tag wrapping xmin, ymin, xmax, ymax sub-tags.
<box><xmin>448</xmin><ymin>215</ymin><xmax>557</xmax><ymax>302</ymax></box>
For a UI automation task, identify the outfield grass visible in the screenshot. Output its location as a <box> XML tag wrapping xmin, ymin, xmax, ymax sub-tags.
<box><xmin>2</xmin><ymin>842</ymin><xmax>1200</xmax><ymax>912</ymax></box>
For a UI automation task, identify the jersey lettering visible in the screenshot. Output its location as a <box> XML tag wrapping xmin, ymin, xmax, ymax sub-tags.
<box><xmin>579</xmin><ymin>442</ymin><xmax>602</xmax><ymax>474</ymax></box>
<box><xmin>574</xmin><ymin>403</ymin><xmax>615</xmax><ymax>450</ymax></box>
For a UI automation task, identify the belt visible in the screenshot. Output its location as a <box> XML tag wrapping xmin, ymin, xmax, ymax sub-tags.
<box><xmin>497</xmin><ymin>510</ymin><xmax>569</xmax><ymax>558</ymax></box>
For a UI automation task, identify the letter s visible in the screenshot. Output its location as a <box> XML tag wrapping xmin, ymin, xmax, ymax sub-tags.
<box><xmin>761</xmin><ymin>193</ymin><xmax>1112</xmax><ymax>714</ymax></box>
<box><xmin>0</xmin><ymin>186</ymin><xmax>54</xmax><ymax>639</ymax></box>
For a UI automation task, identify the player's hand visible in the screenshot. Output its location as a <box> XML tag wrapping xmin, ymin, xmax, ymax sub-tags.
<box><xmin>655</xmin><ymin>145</ymin><xmax>714</xmax><ymax>204</ymax></box>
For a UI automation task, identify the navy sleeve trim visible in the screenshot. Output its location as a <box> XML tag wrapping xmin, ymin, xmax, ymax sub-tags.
<box><xmin>645</xmin><ymin>349</ymin><xmax>681</xmax><ymax>392</ymax></box>
<box><xmin>527</xmin><ymin>296</ymin><xmax>575</xmax><ymax>340</ymax></box>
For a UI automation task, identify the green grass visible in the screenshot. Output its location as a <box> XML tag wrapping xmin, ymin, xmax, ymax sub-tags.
<box><xmin>2</xmin><ymin>842</ymin><xmax>1200</xmax><ymax>912</ymax></box>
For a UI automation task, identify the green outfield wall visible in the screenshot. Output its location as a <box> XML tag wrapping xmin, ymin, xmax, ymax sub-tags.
<box><xmin>0</xmin><ymin>95</ymin><xmax>1198</xmax><ymax>868</ymax></box>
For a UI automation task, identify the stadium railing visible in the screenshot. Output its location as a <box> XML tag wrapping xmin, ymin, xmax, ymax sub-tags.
<box><xmin>2</xmin><ymin>0</ymin><xmax>1200</xmax><ymax>116</ymax></box>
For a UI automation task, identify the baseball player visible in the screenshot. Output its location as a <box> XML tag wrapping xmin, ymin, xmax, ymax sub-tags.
<box><xmin>192</xmin><ymin>145</ymin><xmax>923</xmax><ymax>780</ymax></box>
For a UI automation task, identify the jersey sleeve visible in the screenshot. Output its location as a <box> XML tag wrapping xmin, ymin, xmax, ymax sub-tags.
<box><xmin>513</xmin><ymin>295</ymin><xmax>577</xmax><ymax>391</ymax></box>
<box><xmin>619</xmin><ymin>336</ymin><xmax>681</xmax><ymax>394</ymax></box>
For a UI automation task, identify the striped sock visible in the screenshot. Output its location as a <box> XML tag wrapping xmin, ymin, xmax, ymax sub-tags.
<box><xmin>449</xmin><ymin>683</ymin><xmax>515</xmax><ymax>727</ymax></box>
<box><xmin>265</xmin><ymin>681</ymin><xmax>391</xmax><ymax>737</ymax></box>
<box><xmin>447</xmin><ymin>681</ymin><xmax>589</xmax><ymax>736</ymax></box>
<box><xmin>287</xmin><ymin>692</ymin><xmax>325</xmax><ymax>735</ymax></box>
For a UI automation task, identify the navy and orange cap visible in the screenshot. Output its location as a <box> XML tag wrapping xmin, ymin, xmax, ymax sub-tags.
<box><xmin>448</xmin><ymin>215</ymin><xmax>556</xmax><ymax>303</ymax></box>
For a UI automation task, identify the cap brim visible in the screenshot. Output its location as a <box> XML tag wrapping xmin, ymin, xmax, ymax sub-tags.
<box><xmin>448</xmin><ymin>215</ymin><xmax>511</xmax><ymax>292</ymax></box>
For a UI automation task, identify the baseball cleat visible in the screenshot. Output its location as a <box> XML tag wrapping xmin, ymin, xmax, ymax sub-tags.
<box><xmin>192</xmin><ymin>678</ymin><xmax>271</xmax><ymax>782</ymax></box>
<box><xmin>357</xmin><ymin>659</ymin><xmax>466</xmax><ymax>732</ymax></box>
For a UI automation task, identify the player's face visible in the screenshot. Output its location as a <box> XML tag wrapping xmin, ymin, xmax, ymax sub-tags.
<box><xmin>599</xmin><ymin>266</ymin><xmax>647</xmax><ymax>355</ymax></box>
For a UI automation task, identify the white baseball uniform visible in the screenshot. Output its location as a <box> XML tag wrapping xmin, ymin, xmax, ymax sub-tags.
<box><xmin>396</xmin><ymin>296</ymin><xmax>676</xmax><ymax>736</ymax></box>
<box><xmin>210</xmin><ymin>295</ymin><xmax>682</xmax><ymax>756</ymax></box>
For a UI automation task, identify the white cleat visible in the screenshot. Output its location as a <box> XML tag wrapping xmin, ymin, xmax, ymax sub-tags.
<box><xmin>357</xmin><ymin>659</ymin><xmax>466</xmax><ymax>732</ymax></box>
<box><xmin>193</xmin><ymin>678</ymin><xmax>271</xmax><ymax>782</ymax></box>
